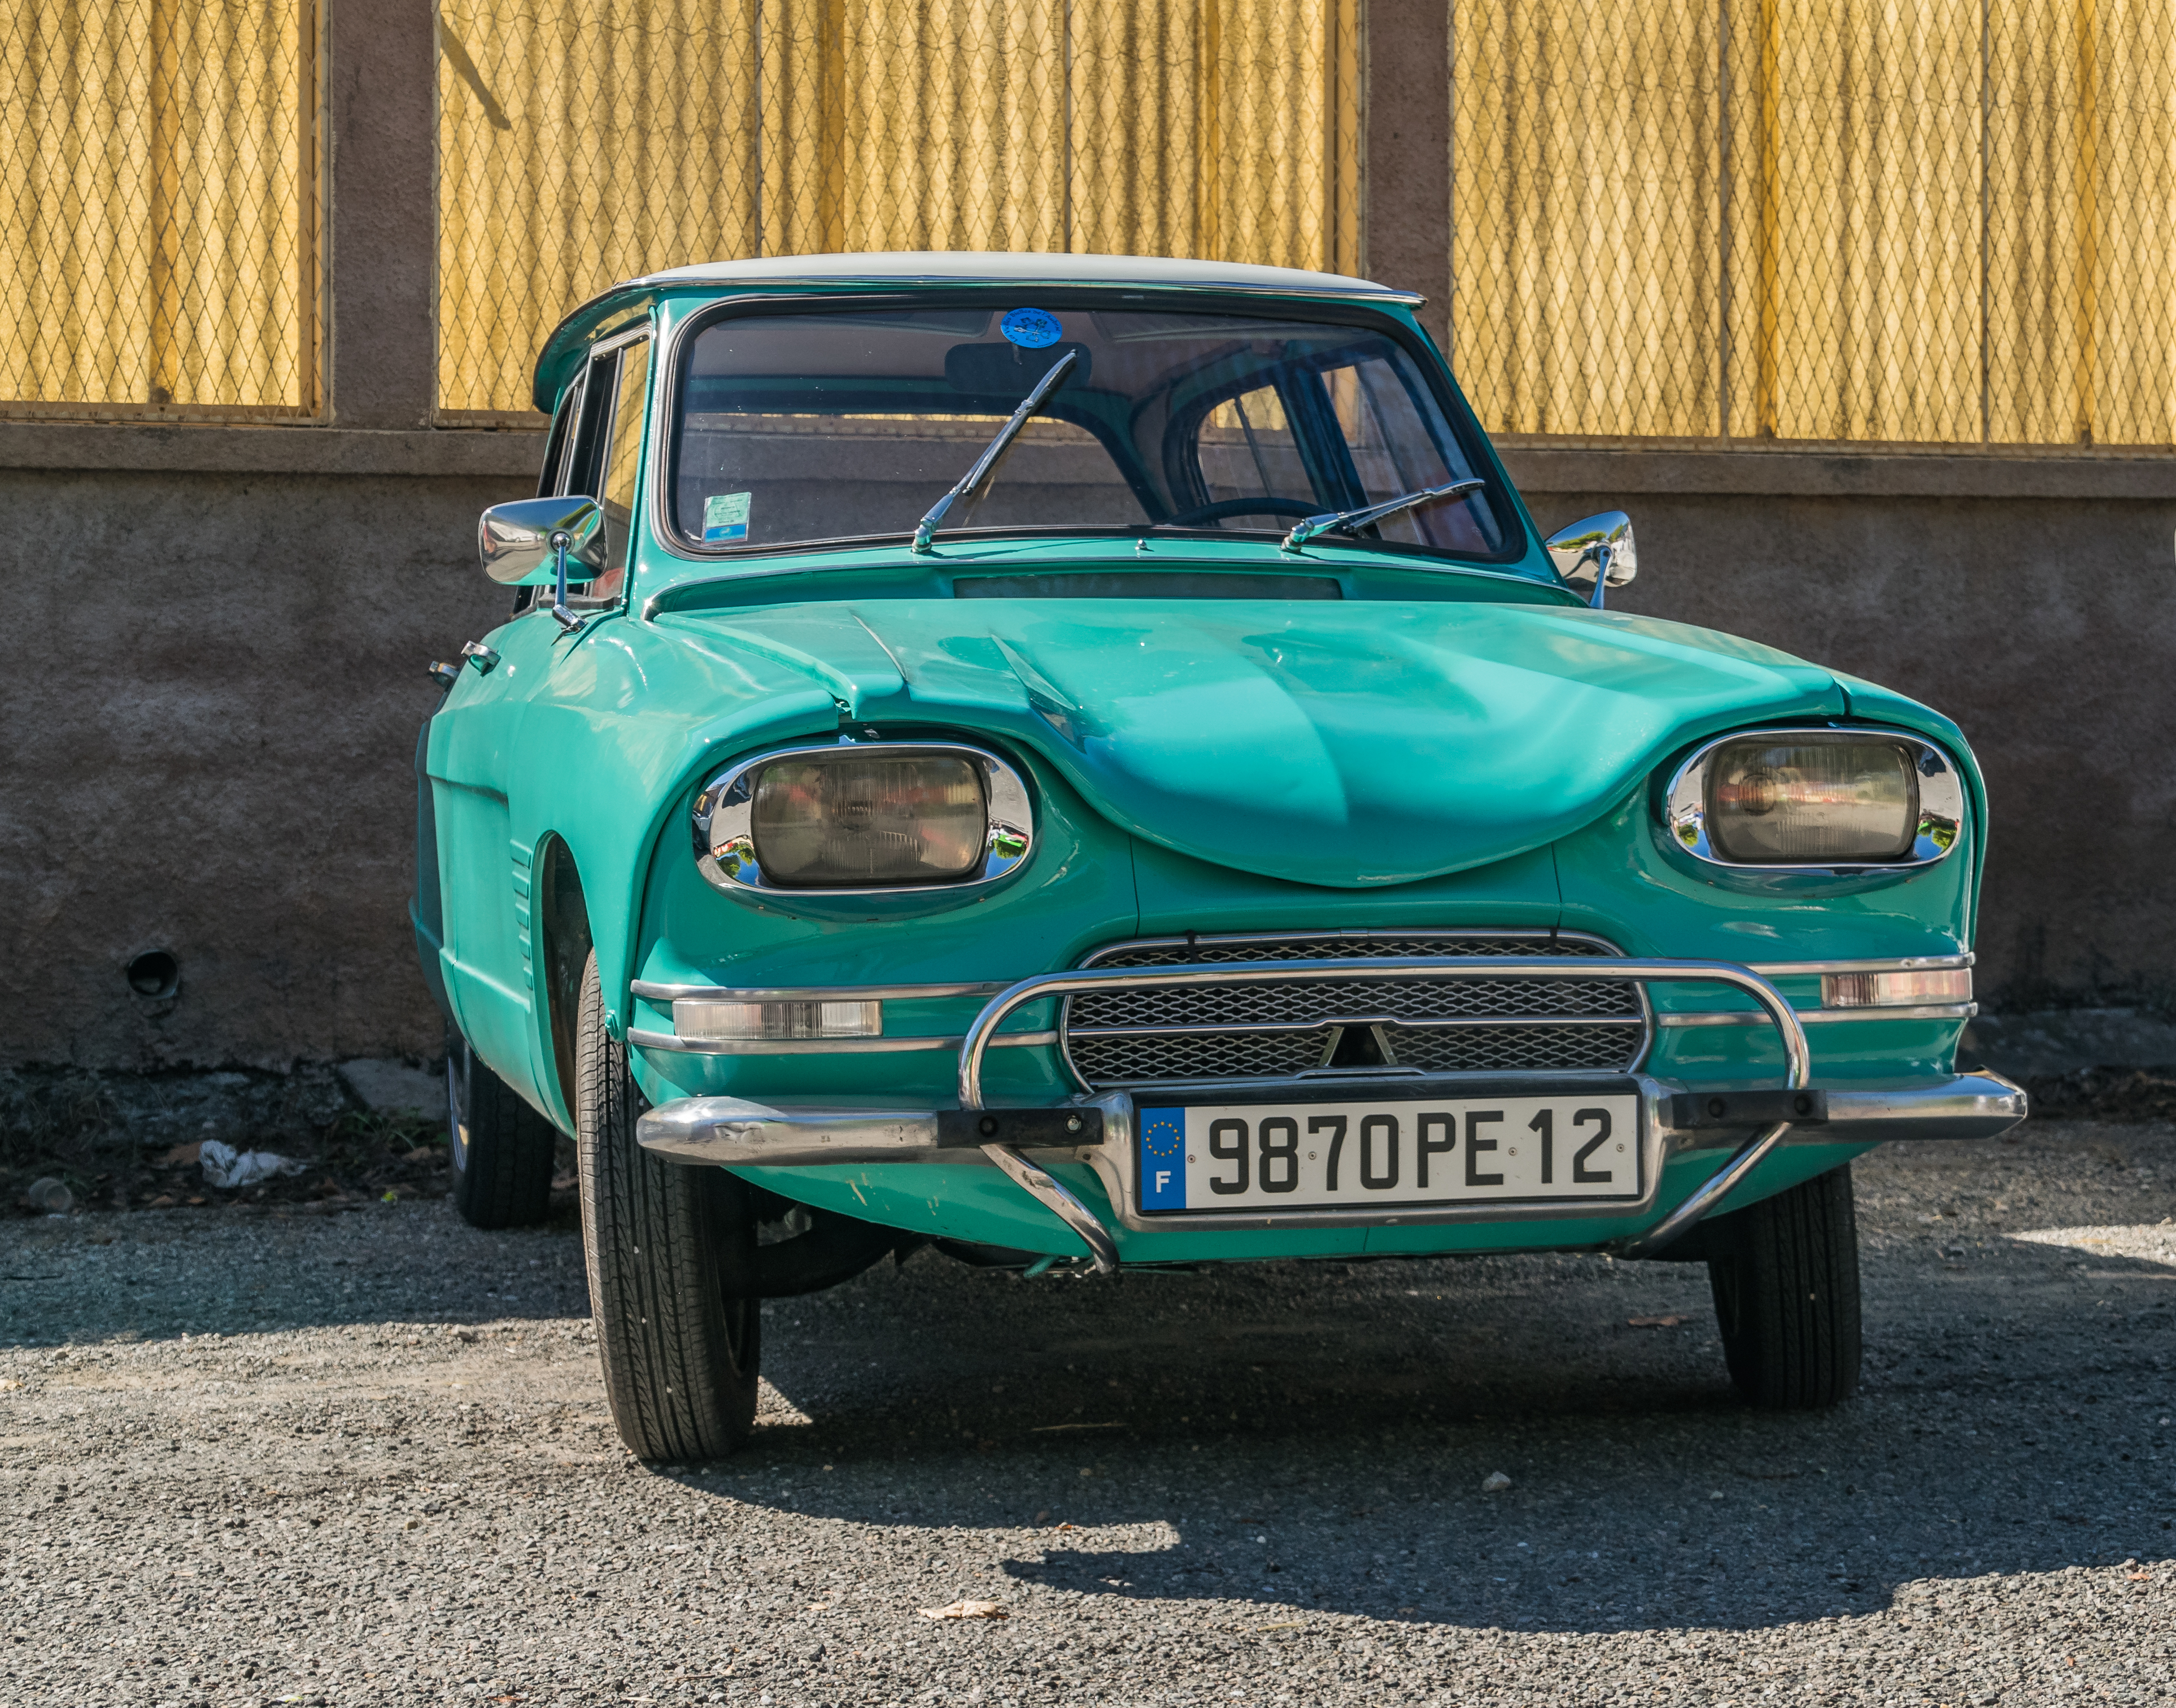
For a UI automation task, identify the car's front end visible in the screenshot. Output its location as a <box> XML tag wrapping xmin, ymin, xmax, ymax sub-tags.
<box><xmin>621</xmin><ymin>587</ymin><xmax>2017</xmax><ymax>1274</ymax></box>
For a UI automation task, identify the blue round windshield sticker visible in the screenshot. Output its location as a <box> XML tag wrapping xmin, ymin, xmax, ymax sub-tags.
<box><xmin>1000</xmin><ymin>307</ymin><xmax>1062</xmax><ymax>349</ymax></box>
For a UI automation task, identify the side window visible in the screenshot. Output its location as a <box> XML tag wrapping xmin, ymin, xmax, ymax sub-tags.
<box><xmin>556</xmin><ymin>335</ymin><xmax>649</xmax><ymax>606</ymax></box>
<box><xmin>596</xmin><ymin>338</ymin><xmax>651</xmax><ymax>588</ymax></box>
<box><xmin>1189</xmin><ymin>384</ymin><xmax>1312</xmax><ymax>518</ymax></box>
<box><xmin>537</xmin><ymin>377</ymin><xmax>581</xmax><ymax>498</ymax></box>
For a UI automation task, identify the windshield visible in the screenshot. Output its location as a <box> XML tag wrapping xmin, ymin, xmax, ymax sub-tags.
<box><xmin>667</xmin><ymin>303</ymin><xmax>1515</xmax><ymax>561</ymax></box>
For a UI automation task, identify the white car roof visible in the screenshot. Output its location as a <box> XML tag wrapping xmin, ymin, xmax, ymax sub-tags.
<box><xmin>629</xmin><ymin>249</ymin><xmax>1420</xmax><ymax>303</ymax></box>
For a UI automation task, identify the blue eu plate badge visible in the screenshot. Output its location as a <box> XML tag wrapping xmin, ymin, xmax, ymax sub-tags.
<box><xmin>1139</xmin><ymin>1106</ymin><xmax>1186</xmax><ymax>1210</ymax></box>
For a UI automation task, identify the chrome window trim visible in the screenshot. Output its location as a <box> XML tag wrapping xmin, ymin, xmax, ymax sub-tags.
<box><xmin>690</xmin><ymin>739</ymin><xmax>1034</xmax><ymax>899</ymax></box>
<box><xmin>1662</xmin><ymin>725</ymin><xmax>1966</xmax><ymax>872</ymax></box>
<box><xmin>1061</xmin><ymin>929</ymin><xmax>1650</xmax><ymax>1092</ymax></box>
<box><xmin>647</xmin><ymin>288</ymin><xmax>1517</xmax><ymax>572</ymax></box>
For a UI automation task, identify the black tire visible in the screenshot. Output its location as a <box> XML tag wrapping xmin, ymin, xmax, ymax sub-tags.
<box><xmin>575</xmin><ymin>951</ymin><xmax>761</xmax><ymax>1461</ymax></box>
<box><xmin>1706</xmin><ymin>1163</ymin><xmax>1863</xmax><ymax>1410</ymax></box>
<box><xmin>446</xmin><ymin>1027</ymin><xmax>559</xmax><ymax>1229</ymax></box>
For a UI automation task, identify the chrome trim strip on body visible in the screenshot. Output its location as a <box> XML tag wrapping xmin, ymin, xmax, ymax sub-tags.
<box><xmin>1074</xmin><ymin>927</ymin><xmax>1623</xmax><ymax>964</ymax></box>
<box><xmin>690</xmin><ymin>739</ymin><xmax>1035</xmax><ymax>899</ymax></box>
<box><xmin>1662</xmin><ymin>725</ymin><xmax>1967</xmax><ymax>873</ymax></box>
<box><xmin>1659</xmin><ymin>1002</ymin><xmax>1978</xmax><ymax>1027</ymax></box>
<box><xmin>1745</xmin><ymin>953</ymin><xmax>1972</xmax><ymax>977</ymax></box>
<box><xmin>627</xmin><ymin>948</ymin><xmax>1972</xmax><ymax>1061</ymax></box>
<box><xmin>630</xmin><ymin>978</ymin><xmax>1012</xmax><ymax>1003</ymax></box>
<box><xmin>630</xmin><ymin>952</ymin><xmax>1969</xmax><ymax>1010</ymax></box>
<box><xmin>629</xmin><ymin>1027</ymin><xmax>1057</xmax><ymax>1057</ymax></box>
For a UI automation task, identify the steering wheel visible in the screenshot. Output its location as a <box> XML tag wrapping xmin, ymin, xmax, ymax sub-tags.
<box><xmin>1156</xmin><ymin>496</ymin><xmax>1323</xmax><ymax>529</ymax></box>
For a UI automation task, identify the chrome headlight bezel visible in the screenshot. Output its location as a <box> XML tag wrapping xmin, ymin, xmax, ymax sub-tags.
<box><xmin>691</xmin><ymin>739</ymin><xmax>1035</xmax><ymax>896</ymax></box>
<box><xmin>1662</xmin><ymin>726</ymin><xmax>1965</xmax><ymax>872</ymax></box>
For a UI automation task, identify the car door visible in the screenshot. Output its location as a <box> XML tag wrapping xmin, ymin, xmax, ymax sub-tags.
<box><xmin>428</xmin><ymin>332</ymin><xmax>650</xmax><ymax>1110</ymax></box>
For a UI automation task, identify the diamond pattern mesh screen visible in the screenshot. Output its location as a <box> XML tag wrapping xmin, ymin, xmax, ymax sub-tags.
<box><xmin>1</xmin><ymin>0</ymin><xmax>319</xmax><ymax>418</ymax></box>
<box><xmin>1452</xmin><ymin>0</ymin><xmax>2176</xmax><ymax>447</ymax></box>
<box><xmin>1063</xmin><ymin>933</ymin><xmax>1649</xmax><ymax>1086</ymax></box>
<box><xmin>436</xmin><ymin>0</ymin><xmax>1363</xmax><ymax>420</ymax></box>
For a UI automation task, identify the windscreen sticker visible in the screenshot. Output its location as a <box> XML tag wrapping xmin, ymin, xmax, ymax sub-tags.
<box><xmin>1000</xmin><ymin>306</ymin><xmax>1062</xmax><ymax>350</ymax></box>
<box><xmin>703</xmin><ymin>490</ymin><xmax>752</xmax><ymax>545</ymax></box>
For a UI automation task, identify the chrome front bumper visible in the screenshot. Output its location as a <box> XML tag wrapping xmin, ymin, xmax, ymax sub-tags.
<box><xmin>633</xmin><ymin>956</ymin><xmax>2026</xmax><ymax>1270</ymax></box>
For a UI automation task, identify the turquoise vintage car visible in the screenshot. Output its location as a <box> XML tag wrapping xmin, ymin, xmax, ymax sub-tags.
<box><xmin>415</xmin><ymin>252</ymin><xmax>2024</xmax><ymax>1460</ymax></box>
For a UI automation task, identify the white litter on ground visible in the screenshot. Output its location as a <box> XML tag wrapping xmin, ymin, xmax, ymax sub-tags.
<box><xmin>198</xmin><ymin>1140</ymin><xmax>309</xmax><ymax>1190</ymax></box>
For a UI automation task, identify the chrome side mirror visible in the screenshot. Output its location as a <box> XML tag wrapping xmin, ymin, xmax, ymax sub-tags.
<box><xmin>1545</xmin><ymin>512</ymin><xmax>1637</xmax><ymax>609</ymax></box>
<box><xmin>479</xmin><ymin>495</ymin><xmax>607</xmax><ymax>633</ymax></box>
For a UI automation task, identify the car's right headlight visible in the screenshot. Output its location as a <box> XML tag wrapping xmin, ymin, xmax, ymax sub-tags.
<box><xmin>692</xmin><ymin>739</ymin><xmax>1034</xmax><ymax>895</ymax></box>
<box><xmin>1663</xmin><ymin>727</ymin><xmax>1964</xmax><ymax>869</ymax></box>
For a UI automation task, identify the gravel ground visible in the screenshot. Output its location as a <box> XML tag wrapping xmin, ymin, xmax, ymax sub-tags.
<box><xmin>6</xmin><ymin>1119</ymin><xmax>2176</xmax><ymax>1706</ymax></box>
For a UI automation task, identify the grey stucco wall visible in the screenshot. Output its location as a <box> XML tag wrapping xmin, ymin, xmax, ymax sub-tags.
<box><xmin>3</xmin><ymin>462</ymin><xmax>2167</xmax><ymax>1071</ymax></box>
<box><xmin>1</xmin><ymin>465</ymin><xmax>532</xmax><ymax>1070</ymax></box>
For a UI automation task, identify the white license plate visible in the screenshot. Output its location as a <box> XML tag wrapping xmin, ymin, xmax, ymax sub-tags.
<box><xmin>1134</xmin><ymin>1092</ymin><xmax>1643</xmax><ymax>1215</ymax></box>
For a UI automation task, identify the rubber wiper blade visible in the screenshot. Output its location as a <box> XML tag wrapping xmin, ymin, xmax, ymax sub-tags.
<box><xmin>1281</xmin><ymin>477</ymin><xmax>1486</xmax><ymax>553</ymax></box>
<box><xmin>911</xmin><ymin>349</ymin><xmax>1079</xmax><ymax>554</ymax></box>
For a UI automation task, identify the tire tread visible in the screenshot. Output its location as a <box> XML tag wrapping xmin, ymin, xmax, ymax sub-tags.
<box><xmin>448</xmin><ymin>1042</ymin><xmax>557</xmax><ymax>1230</ymax></box>
<box><xmin>1707</xmin><ymin>1164</ymin><xmax>1862</xmax><ymax>1410</ymax></box>
<box><xmin>576</xmin><ymin>955</ymin><xmax>758</xmax><ymax>1461</ymax></box>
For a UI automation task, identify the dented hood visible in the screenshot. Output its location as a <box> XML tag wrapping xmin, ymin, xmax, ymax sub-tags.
<box><xmin>657</xmin><ymin>598</ymin><xmax>1844</xmax><ymax>887</ymax></box>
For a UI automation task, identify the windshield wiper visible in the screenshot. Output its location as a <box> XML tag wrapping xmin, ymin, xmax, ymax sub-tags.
<box><xmin>1281</xmin><ymin>477</ymin><xmax>1486</xmax><ymax>553</ymax></box>
<box><xmin>910</xmin><ymin>349</ymin><xmax>1079</xmax><ymax>554</ymax></box>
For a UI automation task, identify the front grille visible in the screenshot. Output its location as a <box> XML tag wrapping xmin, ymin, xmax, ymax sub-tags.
<box><xmin>1061</xmin><ymin>931</ymin><xmax>1648</xmax><ymax>1088</ymax></box>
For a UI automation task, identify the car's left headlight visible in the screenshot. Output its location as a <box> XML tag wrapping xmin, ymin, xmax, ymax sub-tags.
<box><xmin>1663</xmin><ymin>727</ymin><xmax>1964</xmax><ymax>869</ymax></box>
<box><xmin>692</xmin><ymin>740</ymin><xmax>1035</xmax><ymax>895</ymax></box>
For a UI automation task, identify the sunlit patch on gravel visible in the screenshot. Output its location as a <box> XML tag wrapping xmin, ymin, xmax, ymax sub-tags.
<box><xmin>2008</xmin><ymin>1223</ymin><xmax>2176</xmax><ymax>1265</ymax></box>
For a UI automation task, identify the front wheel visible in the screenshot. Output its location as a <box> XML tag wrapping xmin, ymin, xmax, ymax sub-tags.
<box><xmin>1704</xmin><ymin>1164</ymin><xmax>1863</xmax><ymax>1410</ymax></box>
<box><xmin>575</xmin><ymin>951</ymin><xmax>760</xmax><ymax>1461</ymax></box>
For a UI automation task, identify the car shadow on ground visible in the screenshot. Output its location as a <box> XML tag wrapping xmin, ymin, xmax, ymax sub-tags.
<box><xmin>690</xmin><ymin>1231</ymin><xmax>2176</xmax><ymax>1634</ymax></box>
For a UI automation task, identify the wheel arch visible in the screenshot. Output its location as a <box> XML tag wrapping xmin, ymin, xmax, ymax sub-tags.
<box><xmin>535</xmin><ymin>834</ymin><xmax>595</xmax><ymax>1135</ymax></box>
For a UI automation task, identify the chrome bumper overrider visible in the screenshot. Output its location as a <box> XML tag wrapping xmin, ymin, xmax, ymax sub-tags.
<box><xmin>633</xmin><ymin>957</ymin><xmax>2026</xmax><ymax>1270</ymax></box>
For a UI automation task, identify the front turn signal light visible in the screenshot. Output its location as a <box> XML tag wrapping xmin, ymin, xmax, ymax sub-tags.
<box><xmin>1821</xmin><ymin>969</ymin><xmax>1973</xmax><ymax>1009</ymax></box>
<box><xmin>673</xmin><ymin>999</ymin><xmax>883</xmax><ymax>1042</ymax></box>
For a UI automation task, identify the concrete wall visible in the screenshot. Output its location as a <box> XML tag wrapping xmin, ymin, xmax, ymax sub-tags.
<box><xmin>3</xmin><ymin>1</ymin><xmax>2171</xmax><ymax>1075</ymax></box>
<box><xmin>0</xmin><ymin>456</ymin><xmax>534</xmax><ymax>1068</ymax></box>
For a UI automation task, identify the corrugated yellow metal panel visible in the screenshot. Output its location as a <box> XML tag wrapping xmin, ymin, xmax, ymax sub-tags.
<box><xmin>1461</xmin><ymin>0</ymin><xmax>2176</xmax><ymax>448</ymax></box>
<box><xmin>1748</xmin><ymin>0</ymin><xmax>1982</xmax><ymax>442</ymax></box>
<box><xmin>437</xmin><ymin>0</ymin><xmax>762</xmax><ymax>419</ymax></box>
<box><xmin>1986</xmin><ymin>0</ymin><xmax>2176</xmax><ymax>445</ymax></box>
<box><xmin>438</xmin><ymin>0</ymin><xmax>1360</xmax><ymax>418</ymax></box>
<box><xmin>0</xmin><ymin>0</ymin><xmax>316</xmax><ymax>416</ymax></box>
<box><xmin>1452</xmin><ymin>0</ymin><xmax>1724</xmax><ymax>439</ymax></box>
